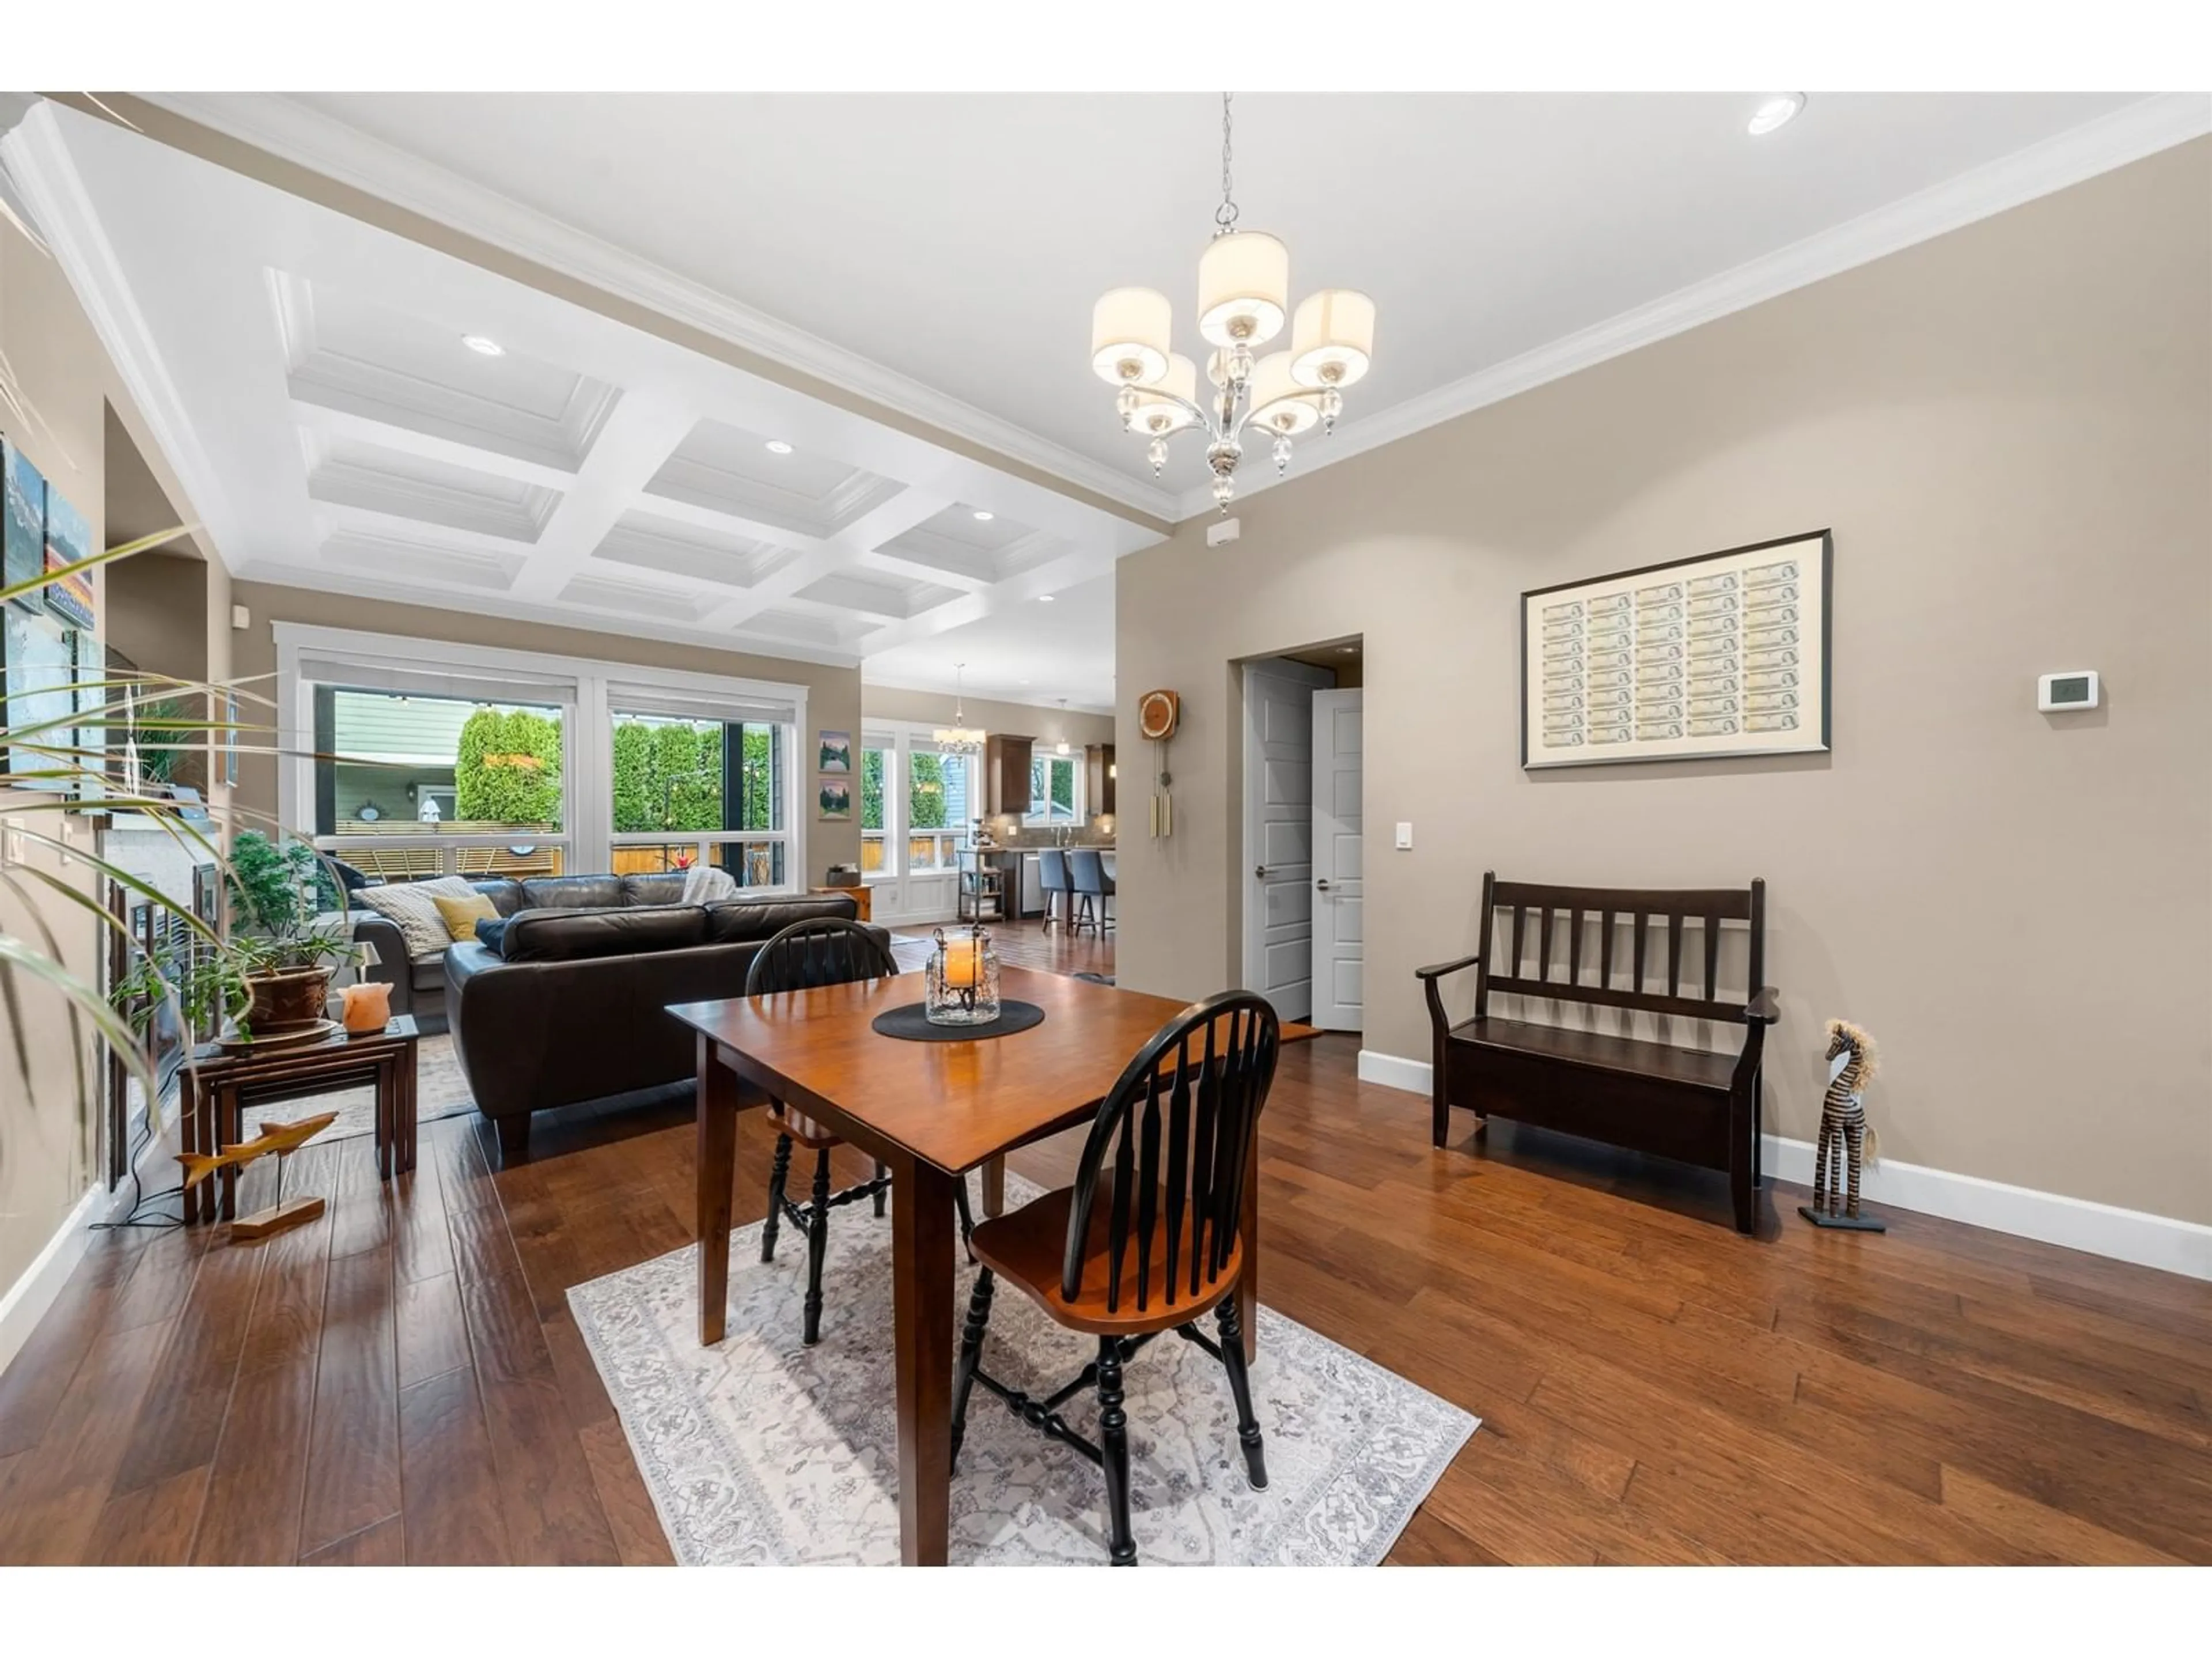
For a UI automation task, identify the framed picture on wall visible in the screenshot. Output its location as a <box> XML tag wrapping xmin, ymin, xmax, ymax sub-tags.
<box><xmin>3</xmin><ymin>437</ymin><xmax>47</xmax><ymax>605</ymax></box>
<box><xmin>817</xmin><ymin>730</ymin><xmax>851</xmax><ymax>774</ymax></box>
<box><xmin>3</xmin><ymin>601</ymin><xmax>76</xmax><ymax>788</ymax></box>
<box><xmin>41</xmin><ymin>487</ymin><xmax>95</xmax><ymax>630</ymax></box>
<box><xmin>1521</xmin><ymin>529</ymin><xmax>1832</xmax><ymax>770</ymax></box>
<box><xmin>817</xmin><ymin>778</ymin><xmax>851</xmax><ymax>821</ymax></box>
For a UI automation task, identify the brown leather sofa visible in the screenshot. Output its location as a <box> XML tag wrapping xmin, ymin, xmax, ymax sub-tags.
<box><xmin>350</xmin><ymin>873</ymin><xmax>694</xmax><ymax>1035</ymax></box>
<box><xmin>441</xmin><ymin>888</ymin><xmax>874</xmax><ymax>1162</ymax></box>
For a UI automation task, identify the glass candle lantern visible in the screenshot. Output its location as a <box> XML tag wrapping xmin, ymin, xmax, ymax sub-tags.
<box><xmin>925</xmin><ymin>924</ymin><xmax>1001</xmax><ymax>1026</ymax></box>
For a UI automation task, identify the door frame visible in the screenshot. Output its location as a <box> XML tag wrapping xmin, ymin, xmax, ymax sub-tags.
<box><xmin>1240</xmin><ymin>657</ymin><xmax>1335</xmax><ymax>1016</ymax></box>
<box><xmin>1310</xmin><ymin>686</ymin><xmax>1365</xmax><ymax>1033</ymax></box>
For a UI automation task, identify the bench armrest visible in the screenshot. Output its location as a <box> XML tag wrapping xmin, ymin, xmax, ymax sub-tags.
<box><xmin>1416</xmin><ymin>953</ymin><xmax>1480</xmax><ymax>1041</ymax></box>
<box><xmin>1744</xmin><ymin>986</ymin><xmax>1781</xmax><ymax>1025</ymax></box>
<box><xmin>1415</xmin><ymin>954</ymin><xmax>1481</xmax><ymax>982</ymax></box>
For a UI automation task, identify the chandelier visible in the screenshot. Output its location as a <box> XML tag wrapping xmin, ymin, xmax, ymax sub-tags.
<box><xmin>933</xmin><ymin>664</ymin><xmax>986</xmax><ymax>756</ymax></box>
<box><xmin>1090</xmin><ymin>92</ymin><xmax>1376</xmax><ymax>512</ymax></box>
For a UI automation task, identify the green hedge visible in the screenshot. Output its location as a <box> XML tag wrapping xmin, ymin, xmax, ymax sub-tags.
<box><xmin>454</xmin><ymin>708</ymin><xmax>562</xmax><ymax>824</ymax></box>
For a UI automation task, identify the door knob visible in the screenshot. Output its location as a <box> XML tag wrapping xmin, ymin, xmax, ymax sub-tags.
<box><xmin>1254</xmin><ymin>864</ymin><xmax>1268</xmax><ymax>879</ymax></box>
<box><xmin>1316</xmin><ymin>878</ymin><xmax>1331</xmax><ymax>891</ymax></box>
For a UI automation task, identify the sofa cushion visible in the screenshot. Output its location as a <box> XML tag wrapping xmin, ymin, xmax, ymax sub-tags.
<box><xmin>520</xmin><ymin>874</ymin><xmax>627</xmax><ymax>911</ymax></box>
<box><xmin>433</xmin><ymin>891</ymin><xmax>501</xmax><ymax>941</ymax></box>
<box><xmin>357</xmin><ymin>875</ymin><xmax>481</xmax><ymax>958</ymax></box>
<box><xmin>475</xmin><ymin>878</ymin><xmax>527</xmax><ymax>916</ymax></box>
<box><xmin>410</xmin><ymin>953</ymin><xmax>446</xmax><ymax>992</ymax></box>
<box><xmin>703</xmin><ymin>893</ymin><xmax>858</xmax><ymax>943</ymax></box>
<box><xmin>496</xmin><ymin>903</ymin><xmax>709</xmax><ymax>963</ymax></box>
<box><xmin>623</xmin><ymin>872</ymin><xmax>690</xmax><ymax>907</ymax></box>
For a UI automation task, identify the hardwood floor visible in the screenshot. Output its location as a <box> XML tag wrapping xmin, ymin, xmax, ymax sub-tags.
<box><xmin>3</xmin><ymin>922</ymin><xmax>2207</xmax><ymax>1565</ymax></box>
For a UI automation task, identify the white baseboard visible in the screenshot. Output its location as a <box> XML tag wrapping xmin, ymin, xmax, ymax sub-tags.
<box><xmin>1353</xmin><ymin>1050</ymin><xmax>2212</xmax><ymax>1283</ymax></box>
<box><xmin>0</xmin><ymin>1118</ymin><xmax>179</xmax><ymax>1383</ymax></box>
<box><xmin>0</xmin><ymin>1184</ymin><xmax>104</xmax><ymax>1382</ymax></box>
<box><xmin>1357</xmin><ymin>1048</ymin><xmax>1437</xmax><ymax>1097</ymax></box>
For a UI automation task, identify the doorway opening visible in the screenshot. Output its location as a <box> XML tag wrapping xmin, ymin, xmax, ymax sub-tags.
<box><xmin>1238</xmin><ymin>637</ymin><xmax>1363</xmax><ymax>1031</ymax></box>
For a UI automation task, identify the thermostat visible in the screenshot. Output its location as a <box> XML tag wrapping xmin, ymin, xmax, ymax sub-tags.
<box><xmin>2037</xmin><ymin>670</ymin><xmax>2099</xmax><ymax>712</ymax></box>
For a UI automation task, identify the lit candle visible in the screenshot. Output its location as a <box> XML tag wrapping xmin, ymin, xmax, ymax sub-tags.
<box><xmin>943</xmin><ymin>940</ymin><xmax>978</xmax><ymax>989</ymax></box>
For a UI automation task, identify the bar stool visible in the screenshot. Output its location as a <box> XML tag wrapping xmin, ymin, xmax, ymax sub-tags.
<box><xmin>1038</xmin><ymin>848</ymin><xmax>1073</xmax><ymax>932</ymax></box>
<box><xmin>1069</xmin><ymin>848</ymin><xmax>1115</xmax><ymax>937</ymax></box>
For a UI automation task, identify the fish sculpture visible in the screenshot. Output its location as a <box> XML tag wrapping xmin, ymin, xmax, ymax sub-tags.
<box><xmin>176</xmin><ymin>1111</ymin><xmax>338</xmax><ymax>1190</ymax></box>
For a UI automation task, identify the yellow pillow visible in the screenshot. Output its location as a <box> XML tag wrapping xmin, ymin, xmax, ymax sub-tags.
<box><xmin>431</xmin><ymin>891</ymin><xmax>501</xmax><ymax>944</ymax></box>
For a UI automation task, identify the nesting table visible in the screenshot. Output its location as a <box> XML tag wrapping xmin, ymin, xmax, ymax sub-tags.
<box><xmin>177</xmin><ymin>1015</ymin><xmax>422</xmax><ymax>1223</ymax></box>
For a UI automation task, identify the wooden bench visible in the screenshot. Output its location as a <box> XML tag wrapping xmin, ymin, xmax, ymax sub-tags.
<box><xmin>1418</xmin><ymin>873</ymin><xmax>1779</xmax><ymax>1233</ymax></box>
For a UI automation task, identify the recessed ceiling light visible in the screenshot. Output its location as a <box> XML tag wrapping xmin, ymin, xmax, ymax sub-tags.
<box><xmin>972</xmin><ymin>510</ymin><xmax>995</xmax><ymax>521</ymax></box>
<box><xmin>764</xmin><ymin>440</ymin><xmax>794</xmax><ymax>455</ymax></box>
<box><xmin>1747</xmin><ymin>93</ymin><xmax>1805</xmax><ymax>137</ymax></box>
<box><xmin>1038</xmin><ymin>594</ymin><xmax>1055</xmax><ymax>603</ymax></box>
<box><xmin>460</xmin><ymin>334</ymin><xmax>505</xmax><ymax>357</ymax></box>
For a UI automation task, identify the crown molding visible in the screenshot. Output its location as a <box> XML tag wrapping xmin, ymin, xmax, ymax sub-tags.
<box><xmin>2</xmin><ymin>103</ymin><xmax>244</xmax><ymax>570</ymax></box>
<box><xmin>1177</xmin><ymin>92</ymin><xmax>2212</xmax><ymax>520</ymax></box>
<box><xmin>135</xmin><ymin>92</ymin><xmax>1183</xmax><ymax>527</ymax></box>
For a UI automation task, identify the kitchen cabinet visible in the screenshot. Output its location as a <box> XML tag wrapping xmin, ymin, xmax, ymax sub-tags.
<box><xmin>984</xmin><ymin>733</ymin><xmax>1033</xmax><ymax>816</ymax></box>
<box><xmin>1085</xmin><ymin>743</ymin><xmax>1116</xmax><ymax>819</ymax></box>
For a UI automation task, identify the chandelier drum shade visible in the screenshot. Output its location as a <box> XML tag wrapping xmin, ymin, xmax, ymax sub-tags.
<box><xmin>1090</xmin><ymin>93</ymin><xmax>1376</xmax><ymax>510</ymax></box>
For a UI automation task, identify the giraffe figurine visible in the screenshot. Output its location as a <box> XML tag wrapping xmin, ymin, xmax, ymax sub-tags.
<box><xmin>1799</xmin><ymin>1019</ymin><xmax>1887</xmax><ymax>1232</ymax></box>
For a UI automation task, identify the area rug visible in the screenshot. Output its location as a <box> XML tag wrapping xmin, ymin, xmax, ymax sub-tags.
<box><xmin>569</xmin><ymin>1174</ymin><xmax>1476</xmax><ymax>1566</ymax></box>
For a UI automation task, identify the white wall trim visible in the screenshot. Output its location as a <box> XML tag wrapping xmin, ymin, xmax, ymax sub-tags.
<box><xmin>1177</xmin><ymin>92</ymin><xmax>2212</xmax><ymax>520</ymax></box>
<box><xmin>1355</xmin><ymin>1048</ymin><xmax>1435</xmax><ymax>1099</ymax></box>
<box><xmin>134</xmin><ymin>92</ymin><xmax>1181</xmax><ymax>527</ymax></box>
<box><xmin>0</xmin><ymin>1185</ymin><xmax>104</xmax><ymax>1382</ymax></box>
<box><xmin>1354</xmin><ymin>1051</ymin><xmax>2212</xmax><ymax>1283</ymax></box>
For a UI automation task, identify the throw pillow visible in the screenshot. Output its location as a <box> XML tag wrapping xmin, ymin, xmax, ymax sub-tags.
<box><xmin>433</xmin><ymin>891</ymin><xmax>501</xmax><ymax>942</ymax></box>
<box><xmin>474</xmin><ymin>917</ymin><xmax>510</xmax><ymax>955</ymax></box>
<box><xmin>681</xmin><ymin>863</ymin><xmax>738</xmax><ymax>904</ymax></box>
<box><xmin>356</xmin><ymin>875</ymin><xmax>480</xmax><ymax>959</ymax></box>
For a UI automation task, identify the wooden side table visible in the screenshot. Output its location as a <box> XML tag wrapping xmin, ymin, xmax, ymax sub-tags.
<box><xmin>810</xmin><ymin>884</ymin><xmax>872</xmax><ymax>922</ymax></box>
<box><xmin>177</xmin><ymin>1015</ymin><xmax>422</xmax><ymax>1223</ymax></box>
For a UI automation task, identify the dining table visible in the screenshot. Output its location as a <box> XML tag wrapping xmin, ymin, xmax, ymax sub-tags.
<box><xmin>671</xmin><ymin>964</ymin><xmax>1315</xmax><ymax>1566</ymax></box>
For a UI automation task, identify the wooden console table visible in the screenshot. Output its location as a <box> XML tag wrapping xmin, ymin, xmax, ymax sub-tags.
<box><xmin>177</xmin><ymin>1015</ymin><xmax>421</xmax><ymax>1223</ymax></box>
<box><xmin>809</xmin><ymin>884</ymin><xmax>872</xmax><ymax>922</ymax></box>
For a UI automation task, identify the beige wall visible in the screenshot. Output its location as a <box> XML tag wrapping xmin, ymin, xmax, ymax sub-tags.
<box><xmin>861</xmin><ymin>685</ymin><xmax>1115</xmax><ymax>753</ymax></box>
<box><xmin>1115</xmin><ymin>141</ymin><xmax>2212</xmax><ymax>1225</ymax></box>
<box><xmin>0</xmin><ymin>213</ymin><xmax>109</xmax><ymax>1297</ymax></box>
<box><xmin>230</xmin><ymin>581</ymin><xmax>864</xmax><ymax>882</ymax></box>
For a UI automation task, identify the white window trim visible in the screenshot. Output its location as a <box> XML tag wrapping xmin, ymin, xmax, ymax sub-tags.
<box><xmin>1028</xmin><ymin>748</ymin><xmax>1086</xmax><ymax>825</ymax></box>
<box><xmin>859</xmin><ymin>718</ymin><xmax>975</xmax><ymax>888</ymax></box>
<box><xmin>276</xmin><ymin>622</ymin><xmax>808</xmax><ymax>888</ymax></box>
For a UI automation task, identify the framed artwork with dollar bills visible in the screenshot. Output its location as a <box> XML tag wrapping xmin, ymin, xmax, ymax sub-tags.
<box><xmin>1521</xmin><ymin>529</ymin><xmax>1831</xmax><ymax>769</ymax></box>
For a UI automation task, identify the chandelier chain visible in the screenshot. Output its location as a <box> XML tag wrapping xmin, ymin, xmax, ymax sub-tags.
<box><xmin>1213</xmin><ymin>91</ymin><xmax>1238</xmax><ymax>236</ymax></box>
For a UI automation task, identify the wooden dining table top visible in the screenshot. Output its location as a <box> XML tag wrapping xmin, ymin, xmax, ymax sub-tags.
<box><xmin>669</xmin><ymin>965</ymin><xmax>1316</xmax><ymax>1176</ymax></box>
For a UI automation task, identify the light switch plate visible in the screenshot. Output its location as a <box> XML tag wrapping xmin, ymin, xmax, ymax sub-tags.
<box><xmin>1395</xmin><ymin>822</ymin><xmax>1413</xmax><ymax>850</ymax></box>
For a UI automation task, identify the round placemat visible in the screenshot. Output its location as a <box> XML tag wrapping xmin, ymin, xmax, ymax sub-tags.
<box><xmin>870</xmin><ymin>999</ymin><xmax>1046</xmax><ymax>1042</ymax></box>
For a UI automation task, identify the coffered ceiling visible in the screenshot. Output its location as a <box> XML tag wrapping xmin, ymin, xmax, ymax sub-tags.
<box><xmin>3</xmin><ymin>100</ymin><xmax>1154</xmax><ymax>704</ymax></box>
<box><xmin>10</xmin><ymin>91</ymin><xmax>2205</xmax><ymax>713</ymax></box>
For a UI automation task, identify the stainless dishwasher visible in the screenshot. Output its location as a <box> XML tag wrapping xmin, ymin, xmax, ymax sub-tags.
<box><xmin>1018</xmin><ymin>852</ymin><xmax>1043</xmax><ymax>918</ymax></box>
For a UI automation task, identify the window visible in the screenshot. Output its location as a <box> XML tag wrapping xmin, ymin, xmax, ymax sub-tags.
<box><xmin>281</xmin><ymin>625</ymin><xmax>806</xmax><ymax>891</ymax></box>
<box><xmin>1029</xmin><ymin>752</ymin><xmax>1080</xmax><ymax>824</ymax></box>
<box><xmin>312</xmin><ymin>686</ymin><xmax>570</xmax><ymax>882</ymax></box>
<box><xmin>859</xmin><ymin>741</ymin><xmax>892</xmax><ymax>874</ymax></box>
<box><xmin>608</xmin><ymin>711</ymin><xmax>790</xmax><ymax>889</ymax></box>
<box><xmin>906</xmin><ymin>747</ymin><xmax>972</xmax><ymax>871</ymax></box>
<box><xmin>859</xmin><ymin>729</ymin><xmax>974</xmax><ymax>882</ymax></box>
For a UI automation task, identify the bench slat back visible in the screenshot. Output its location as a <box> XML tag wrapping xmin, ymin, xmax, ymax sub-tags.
<box><xmin>1474</xmin><ymin>873</ymin><xmax>1764</xmax><ymax>1024</ymax></box>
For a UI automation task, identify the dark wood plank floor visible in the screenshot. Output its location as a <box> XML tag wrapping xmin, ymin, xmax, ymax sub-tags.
<box><xmin>3</xmin><ymin>918</ymin><xmax>2207</xmax><ymax>1565</ymax></box>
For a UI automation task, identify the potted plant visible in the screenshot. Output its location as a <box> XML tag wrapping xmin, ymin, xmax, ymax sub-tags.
<box><xmin>220</xmin><ymin>830</ymin><xmax>351</xmax><ymax>1038</ymax></box>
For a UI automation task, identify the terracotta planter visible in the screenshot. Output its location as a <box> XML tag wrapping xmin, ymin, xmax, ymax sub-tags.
<box><xmin>245</xmin><ymin>965</ymin><xmax>335</xmax><ymax>1036</ymax></box>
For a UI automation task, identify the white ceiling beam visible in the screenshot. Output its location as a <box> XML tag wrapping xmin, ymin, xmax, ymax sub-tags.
<box><xmin>851</xmin><ymin>543</ymin><xmax>1112</xmax><ymax>657</ymax></box>
<box><xmin>506</xmin><ymin>392</ymin><xmax>699</xmax><ymax>603</ymax></box>
<box><xmin>290</xmin><ymin>399</ymin><xmax>579</xmax><ymax>494</ymax></box>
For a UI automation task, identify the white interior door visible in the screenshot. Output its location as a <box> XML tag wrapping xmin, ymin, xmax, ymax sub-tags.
<box><xmin>1310</xmin><ymin>689</ymin><xmax>1364</xmax><ymax>1031</ymax></box>
<box><xmin>1242</xmin><ymin>660</ymin><xmax>1330</xmax><ymax>1021</ymax></box>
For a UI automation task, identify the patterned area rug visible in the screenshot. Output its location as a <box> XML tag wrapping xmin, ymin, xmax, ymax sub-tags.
<box><xmin>569</xmin><ymin>1174</ymin><xmax>1476</xmax><ymax>1566</ymax></box>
